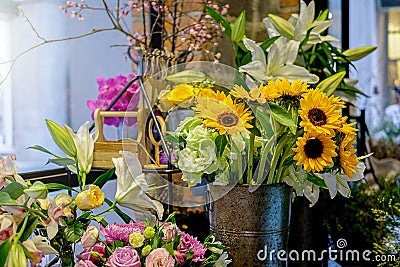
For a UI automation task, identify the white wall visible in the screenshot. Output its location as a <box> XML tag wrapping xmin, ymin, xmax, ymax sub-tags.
<box><xmin>349</xmin><ymin>0</ymin><xmax>388</xmax><ymax>133</ymax></box>
<box><xmin>9</xmin><ymin>0</ymin><xmax>133</xmax><ymax>170</ymax></box>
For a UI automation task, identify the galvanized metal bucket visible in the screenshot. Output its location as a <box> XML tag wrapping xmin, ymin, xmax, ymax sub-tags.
<box><xmin>208</xmin><ymin>183</ymin><xmax>292</xmax><ymax>267</ymax></box>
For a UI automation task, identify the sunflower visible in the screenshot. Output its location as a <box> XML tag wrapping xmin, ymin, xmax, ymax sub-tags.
<box><xmin>197</xmin><ymin>87</ymin><xmax>226</xmax><ymax>101</ymax></box>
<box><xmin>339</xmin><ymin>134</ymin><xmax>359</xmax><ymax>178</ymax></box>
<box><xmin>231</xmin><ymin>85</ymin><xmax>266</xmax><ymax>104</ymax></box>
<box><xmin>338</xmin><ymin>116</ymin><xmax>358</xmax><ymax>137</ymax></box>
<box><xmin>193</xmin><ymin>94</ymin><xmax>253</xmax><ymax>136</ymax></box>
<box><xmin>293</xmin><ymin>132</ymin><xmax>338</xmax><ymax>172</ymax></box>
<box><xmin>260</xmin><ymin>78</ymin><xmax>309</xmax><ymax>99</ymax></box>
<box><xmin>299</xmin><ymin>89</ymin><xmax>343</xmax><ymax>136</ymax></box>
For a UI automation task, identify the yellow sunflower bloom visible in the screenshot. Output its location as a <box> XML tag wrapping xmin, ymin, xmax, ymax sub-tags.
<box><xmin>299</xmin><ymin>89</ymin><xmax>343</xmax><ymax>135</ymax></box>
<box><xmin>259</xmin><ymin>81</ymin><xmax>281</xmax><ymax>100</ymax></box>
<box><xmin>197</xmin><ymin>87</ymin><xmax>226</xmax><ymax>101</ymax></box>
<box><xmin>231</xmin><ymin>85</ymin><xmax>267</xmax><ymax>104</ymax></box>
<box><xmin>293</xmin><ymin>132</ymin><xmax>338</xmax><ymax>172</ymax></box>
<box><xmin>338</xmin><ymin>116</ymin><xmax>358</xmax><ymax>136</ymax></box>
<box><xmin>339</xmin><ymin>134</ymin><xmax>359</xmax><ymax>178</ymax></box>
<box><xmin>193</xmin><ymin>94</ymin><xmax>253</xmax><ymax>136</ymax></box>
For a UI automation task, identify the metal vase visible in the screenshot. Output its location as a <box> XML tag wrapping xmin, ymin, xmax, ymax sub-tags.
<box><xmin>208</xmin><ymin>183</ymin><xmax>292</xmax><ymax>267</ymax></box>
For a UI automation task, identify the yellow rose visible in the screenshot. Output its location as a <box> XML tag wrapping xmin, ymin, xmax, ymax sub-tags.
<box><xmin>75</xmin><ymin>185</ymin><xmax>104</xmax><ymax>210</ymax></box>
<box><xmin>129</xmin><ymin>231</ymin><xmax>145</xmax><ymax>248</ymax></box>
<box><xmin>167</xmin><ymin>84</ymin><xmax>195</xmax><ymax>105</ymax></box>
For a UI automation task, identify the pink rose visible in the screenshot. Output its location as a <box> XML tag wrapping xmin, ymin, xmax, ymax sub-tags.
<box><xmin>146</xmin><ymin>248</ymin><xmax>175</xmax><ymax>267</ymax></box>
<box><xmin>106</xmin><ymin>246</ymin><xmax>141</xmax><ymax>267</ymax></box>
<box><xmin>76</xmin><ymin>260</ymin><xmax>97</xmax><ymax>267</ymax></box>
<box><xmin>77</xmin><ymin>243</ymin><xmax>106</xmax><ymax>264</ymax></box>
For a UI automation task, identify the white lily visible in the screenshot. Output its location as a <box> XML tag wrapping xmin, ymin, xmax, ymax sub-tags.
<box><xmin>65</xmin><ymin>121</ymin><xmax>94</xmax><ymax>175</ymax></box>
<box><xmin>239</xmin><ymin>38</ymin><xmax>319</xmax><ymax>84</ymax></box>
<box><xmin>317</xmin><ymin>163</ymin><xmax>365</xmax><ymax>199</ymax></box>
<box><xmin>113</xmin><ymin>151</ymin><xmax>164</xmax><ymax>225</ymax></box>
<box><xmin>264</xmin><ymin>0</ymin><xmax>338</xmax><ymax>48</ymax></box>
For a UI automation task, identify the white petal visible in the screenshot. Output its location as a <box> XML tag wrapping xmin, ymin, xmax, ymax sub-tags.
<box><xmin>270</xmin><ymin>64</ymin><xmax>319</xmax><ymax>83</ymax></box>
<box><xmin>243</xmin><ymin>38</ymin><xmax>267</xmax><ymax>64</ymax></box>
<box><xmin>239</xmin><ymin>61</ymin><xmax>270</xmax><ymax>82</ymax></box>
<box><xmin>321</xmin><ymin>173</ymin><xmax>338</xmax><ymax>199</ymax></box>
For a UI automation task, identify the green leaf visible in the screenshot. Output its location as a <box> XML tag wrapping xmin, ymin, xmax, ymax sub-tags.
<box><xmin>46</xmin><ymin>183</ymin><xmax>75</xmax><ymax>192</ymax></box>
<box><xmin>307</xmin><ymin>173</ymin><xmax>327</xmax><ymax>188</ymax></box>
<box><xmin>205</xmin><ymin>6</ymin><xmax>231</xmax><ymax>37</ymax></box>
<box><xmin>231</xmin><ymin>10</ymin><xmax>246</xmax><ymax>42</ymax></box>
<box><xmin>64</xmin><ymin>221</ymin><xmax>85</xmax><ymax>243</ymax></box>
<box><xmin>269</xmin><ymin>104</ymin><xmax>297</xmax><ymax>132</ymax></box>
<box><xmin>215</xmin><ymin>135</ymin><xmax>228</xmax><ymax>158</ymax></box>
<box><xmin>1</xmin><ymin>182</ymin><xmax>26</xmax><ymax>200</ymax></box>
<box><xmin>19</xmin><ymin>216</ymin><xmax>39</xmax><ymax>242</ymax></box>
<box><xmin>260</xmin><ymin>36</ymin><xmax>280</xmax><ymax>50</ymax></box>
<box><xmin>47</xmin><ymin>157</ymin><xmax>76</xmax><ymax>166</ymax></box>
<box><xmin>0</xmin><ymin>238</ymin><xmax>11</xmax><ymax>267</ymax></box>
<box><xmin>27</xmin><ymin>145</ymin><xmax>59</xmax><ymax>158</ymax></box>
<box><xmin>0</xmin><ymin>192</ymin><xmax>20</xmax><ymax>206</ymax></box>
<box><xmin>317</xmin><ymin>71</ymin><xmax>346</xmax><ymax>96</ymax></box>
<box><xmin>93</xmin><ymin>168</ymin><xmax>115</xmax><ymax>189</ymax></box>
<box><xmin>162</xmin><ymin>242</ymin><xmax>175</xmax><ymax>255</ymax></box>
<box><xmin>165</xmin><ymin>70</ymin><xmax>211</xmax><ymax>84</ymax></box>
<box><xmin>268</xmin><ymin>14</ymin><xmax>295</xmax><ymax>39</ymax></box>
<box><xmin>255</xmin><ymin>107</ymin><xmax>274</xmax><ymax>138</ymax></box>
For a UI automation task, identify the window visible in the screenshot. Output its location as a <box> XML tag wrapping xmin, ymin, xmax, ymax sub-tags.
<box><xmin>0</xmin><ymin>13</ymin><xmax>13</xmax><ymax>153</ymax></box>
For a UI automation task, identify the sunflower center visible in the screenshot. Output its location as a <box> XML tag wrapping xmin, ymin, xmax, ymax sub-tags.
<box><xmin>308</xmin><ymin>108</ymin><xmax>327</xmax><ymax>126</ymax></box>
<box><xmin>304</xmin><ymin>138</ymin><xmax>324</xmax><ymax>159</ymax></box>
<box><xmin>217</xmin><ymin>112</ymin><xmax>239</xmax><ymax>127</ymax></box>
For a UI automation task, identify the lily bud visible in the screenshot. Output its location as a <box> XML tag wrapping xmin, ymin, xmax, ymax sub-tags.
<box><xmin>231</xmin><ymin>10</ymin><xmax>246</xmax><ymax>42</ymax></box>
<box><xmin>46</xmin><ymin>119</ymin><xmax>77</xmax><ymax>157</ymax></box>
<box><xmin>7</xmin><ymin>244</ymin><xmax>28</xmax><ymax>267</ymax></box>
<box><xmin>24</xmin><ymin>181</ymin><xmax>48</xmax><ymax>199</ymax></box>
<box><xmin>267</xmin><ymin>14</ymin><xmax>295</xmax><ymax>39</ymax></box>
<box><xmin>342</xmin><ymin>46</ymin><xmax>377</xmax><ymax>61</ymax></box>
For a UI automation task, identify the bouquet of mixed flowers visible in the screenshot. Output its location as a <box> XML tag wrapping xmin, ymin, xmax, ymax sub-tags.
<box><xmin>155</xmin><ymin>0</ymin><xmax>376</xmax><ymax>205</ymax></box>
<box><xmin>77</xmin><ymin>213</ymin><xmax>229</xmax><ymax>267</ymax></box>
<box><xmin>0</xmin><ymin>119</ymin><xmax>228</xmax><ymax>266</ymax></box>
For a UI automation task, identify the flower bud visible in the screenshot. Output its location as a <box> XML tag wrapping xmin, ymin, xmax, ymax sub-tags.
<box><xmin>76</xmin><ymin>185</ymin><xmax>104</xmax><ymax>211</ymax></box>
<box><xmin>143</xmin><ymin>226</ymin><xmax>155</xmax><ymax>239</ymax></box>
<box><xmin>55</xmin><ymin>193</ymin><xmax>74</xmax><ymax>207</ymax></box>
<box><xmin>8</xmin><ymin>244</ymin><xmax>28</xmax><ymax>267</ymax></box>
<box><xmin>141</xmin><ymin>245</ymin><xmax>152</xmax><ymax>257</ymax></box>
<box><xmin>129</xmin><ymin>231</ymin><xmax>145</xmax><ymax>248</ymax></box>
<box><xmin>81</xmin><ymin>226</ymin><xmax>99</xmax><ymax>248</ymax></box>
<box><xmin>24</xmin><ymin>181</ymin><xmax>48</xmax><ymax>199</ymax></box>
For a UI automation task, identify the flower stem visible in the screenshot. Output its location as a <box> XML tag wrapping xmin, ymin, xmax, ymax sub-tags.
<box><xmin>246</xmin><ymin>132</ymin><xmax>255</xmax><ymax>185</ymax></box>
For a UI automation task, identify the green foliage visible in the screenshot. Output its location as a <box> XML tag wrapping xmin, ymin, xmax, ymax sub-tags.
<box><xmin>322</xmin><ymin>181</ymin><xmax>400</xmax><ymax>266</ymax></box>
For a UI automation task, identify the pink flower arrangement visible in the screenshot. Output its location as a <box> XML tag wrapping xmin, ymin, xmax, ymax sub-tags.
<box><xmin>100</xmin><ymin>221</ymin><xmax>146</xmax><ymax>242</ymax></box>
<box><xmin>87</xmin><ymin>73</ymin><xmax>141</xmax><ymax>127</ymax></box>
<box><xmin>76</xmin><ymin>214</ymin><xmax>229</xmax><ymax>267</ymax></box>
